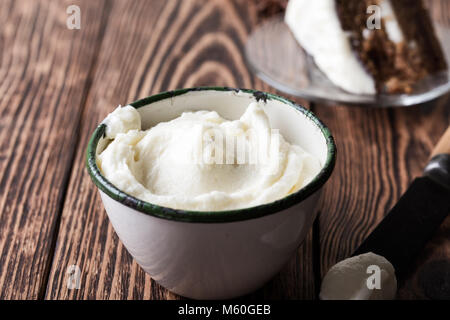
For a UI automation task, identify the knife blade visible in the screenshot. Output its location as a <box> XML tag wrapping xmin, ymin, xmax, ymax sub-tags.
<box><xmin>352</xmin><ymin>126</ymin><xmax>450</xmax><ymax>279</ymax></box>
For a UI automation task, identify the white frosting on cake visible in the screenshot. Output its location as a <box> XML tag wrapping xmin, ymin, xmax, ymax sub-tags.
<box><xmin>380</xmin><ymin>0</ymin><xmax>404</xmax><ymax>44</ymax></box>
<box><xmin>285</xmin><ymin>0</ymin><xmax>376</xmax><ymax>95</ymax></box>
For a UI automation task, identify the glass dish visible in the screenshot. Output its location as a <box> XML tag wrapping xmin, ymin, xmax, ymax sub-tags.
<box><xmin>245</xmin><ymin>15</ymin><xmax>450</xmax><ymax>107</ymax></box>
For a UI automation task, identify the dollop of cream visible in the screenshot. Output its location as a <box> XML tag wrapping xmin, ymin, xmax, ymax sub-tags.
<box><xmin>320</xmin><ymin>252</ymin><xmax>397</xmax><ymax>300</ymax></box>
<box><xmin>97</xmin><ymin>103</ymin><xmax>321</xmax><ymax>211</ymax></box>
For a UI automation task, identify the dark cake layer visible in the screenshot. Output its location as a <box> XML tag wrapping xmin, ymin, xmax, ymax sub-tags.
<box><xmin>335</xmin><ymin>0</ymin><xmax>447</xmax><ymax>94</ymax></box>
<box><xmin>390</xmin><ymin>0</ymin><xmax>447</xmax><ymax>73</ymax></box>
<box><xmin>254</xmin><ymin>0</ymin><xmax>288</xmax><ymax>21</ymax></box>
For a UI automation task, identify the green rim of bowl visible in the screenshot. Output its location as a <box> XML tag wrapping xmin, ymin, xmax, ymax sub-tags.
<box><xmin>86</xmin><ymin>87</ymin><xmax>336</xmax><ymax>223</ymax></box>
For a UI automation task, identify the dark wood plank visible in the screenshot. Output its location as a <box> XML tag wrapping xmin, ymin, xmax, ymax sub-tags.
<box><xmin>0</xmin><ymin>0</ymin><xmax>106</xmax><ymax>299</ymax></box>
<box><xmin>314</xmin><ymin>0</ymin><xmax>450</xmax><ymax>299</ymax></box>
<box><xmin>45</xmin><ymin>0</ymin><xmax>316</xmax><ymax>300</ymax></box>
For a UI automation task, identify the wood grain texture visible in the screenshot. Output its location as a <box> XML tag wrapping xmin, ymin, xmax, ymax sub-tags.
<box><xmin>0</xmin><ymin>0</ymin><xmax>106</xmax><ymax>299</ymax></box>
<box><xmin>2</xmin><ymin>0</ymin><xmax>448</xmax><ymax>300</ymax></box>
<box><xmin>44</xmin><ymin>0</ymin><xmax>316</xmax><ymax>300</ymax></box>
<box><xmin>430</xmin><ymin>125</ymin><xmax>450</xmax><ymax>157</ymax></box>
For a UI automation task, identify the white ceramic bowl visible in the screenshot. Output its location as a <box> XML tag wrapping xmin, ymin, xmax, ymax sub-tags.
<box><xmin>86</xmin><ymin>87</ymin><xmax>336</xmax><ymax>299</ymax></box>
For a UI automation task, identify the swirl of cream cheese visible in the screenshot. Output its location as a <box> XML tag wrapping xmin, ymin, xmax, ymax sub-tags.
<box><xmin>97</xmin><ymin>103</ymin><xmax>321</xmax><ymax>211</ymax></box>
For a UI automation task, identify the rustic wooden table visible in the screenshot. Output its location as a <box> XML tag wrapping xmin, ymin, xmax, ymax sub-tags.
<box><xmin>0</xmin><ymin>0</ymin><xmax>449</xmax><ymax>300</ymax></box>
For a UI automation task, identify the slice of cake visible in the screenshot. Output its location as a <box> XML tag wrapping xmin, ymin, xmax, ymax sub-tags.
<box><xmin>284</xmin><ymin>0</ymin><xmax>448</xmax><ymax>94</ymax></box>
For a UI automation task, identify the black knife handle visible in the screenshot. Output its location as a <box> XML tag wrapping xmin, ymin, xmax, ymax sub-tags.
<box><xmin>352</xmin><ymin>177</ymin><xmax>450</xmax><ymax>277</ymax></box>
<box><xmin>424</xmin><ymin>154</ymin><xmax>450</xmax><ymax>190</ymax></box>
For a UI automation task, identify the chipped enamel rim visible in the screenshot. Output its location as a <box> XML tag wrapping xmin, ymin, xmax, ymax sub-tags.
<box><xmin>86</xmin><ymin>87</ymin><xmax>336</xmax><ymax>223</ymax></box>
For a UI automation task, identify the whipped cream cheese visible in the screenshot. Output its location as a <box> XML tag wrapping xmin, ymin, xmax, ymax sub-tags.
<box><xmin>97</xmin><ymin>103</ymin><xmax>321</xmax><ymax>211</ymax></box>
<box><xmin>320</xmin><ymin>252</ymin><xmax>397</xmax><ymax>300</ymax></box>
